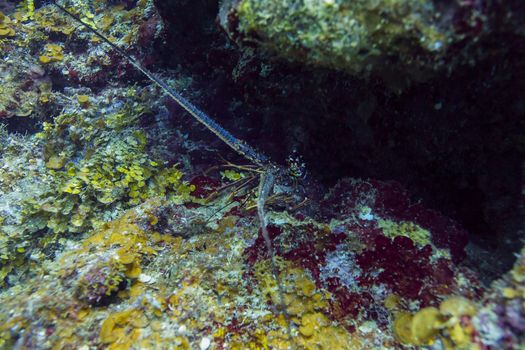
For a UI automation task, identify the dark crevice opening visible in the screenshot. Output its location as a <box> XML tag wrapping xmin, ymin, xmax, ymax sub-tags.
<box><xmin>152</xmin><ymin>0</ymin><xmax>524</xmax><ymax>284</ymax></box>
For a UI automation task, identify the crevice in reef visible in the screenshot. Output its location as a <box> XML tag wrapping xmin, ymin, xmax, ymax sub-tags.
<box><xmin>153</xmin><ymin>0</ymin><xmax>525</xmax><ymax>284</ymax></box>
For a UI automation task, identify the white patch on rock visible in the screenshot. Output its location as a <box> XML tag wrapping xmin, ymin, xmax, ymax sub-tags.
<box><xmin>199</xmin><ymin>337</ymin><xmax>211</xmax><ymax>350</ymax></box>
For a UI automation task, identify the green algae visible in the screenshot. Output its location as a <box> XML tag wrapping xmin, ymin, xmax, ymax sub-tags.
<box><xmin>0</xmin><ymin>84</ymin><xmax>194</xmax><ymax>287</ymax></box>
<box><xmin>235</xmin><ymin>0</ymin><xmax>455</xmax><ymax>88</ymax></box>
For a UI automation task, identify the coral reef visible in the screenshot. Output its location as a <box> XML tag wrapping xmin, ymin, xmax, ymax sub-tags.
<box><xmin>0</xmin><ymin>0</ymin><xmax>204</xmax><ymax>289</ymax></box>
<box><xmin>0</xmin><ymin>74</ymin><xmax>198</xmax><ymax>285</ymax></box>
<box><xmin>154</xmin><ymin>0</ymin><xmax>525</xmax><ymax>284</ymax></box>
<box><xmin>0</xmin><ymin>12</ymin><xmax>16</xmax><ymax>38</ymax></box>
<box><xmin>219</xmin><ymin>0</ymin><xmax>488</xmax><ymax>87</ymax></box>
<box><xmin>0</xmin><ymin>0</ymin><xmax>523</xmax><ymax>349</ymax></box>
<box><xmin>2</xmin><ymin>163</ymin><xmax>518</xmax><ymax>349</ymax></box>
<box><xmin>471</xmin><ymin>246</ymin><xmax>525</xmax><ymax>348</ymax></box>
<box><xmin>0</xmin><ymin>177</ymin><xmax>489</xmax><ymax>349</ymax></box>
<box><xmin>391</xmin><ymin>246</ymin><xmax>525</xmax><ymax>349</ymax></box>
<box><xmin>0</xmin><ymin>55</ymin><xmax>51</xmax><ymax>120</ymax></box>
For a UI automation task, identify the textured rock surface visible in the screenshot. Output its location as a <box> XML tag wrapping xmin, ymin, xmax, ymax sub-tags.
<box><xmin>0</xmin><ymin>1</ymin><xmax>523</xmax><ymax>349</ymax></box>
<box><xmin>219</xmin><ymin>0</ymin><xmax>489</xmax><ymax>87</ymax></box>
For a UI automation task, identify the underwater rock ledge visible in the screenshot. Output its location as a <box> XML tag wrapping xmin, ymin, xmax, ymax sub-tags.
<box><xmin>218</xmin><ymin>0</ymin><xmax>489</xmax><ymax>87</ymax></box>
<box><xmin>154</xmin><ymin>0</ymin><xmax>525</xmax><ymax>279</ymax></box>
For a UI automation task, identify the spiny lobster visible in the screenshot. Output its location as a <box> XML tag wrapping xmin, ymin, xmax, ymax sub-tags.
<box><xmin>51</xmin><ymin>0</ymin><xmax>297</xmax><ymax>345</ymax></box>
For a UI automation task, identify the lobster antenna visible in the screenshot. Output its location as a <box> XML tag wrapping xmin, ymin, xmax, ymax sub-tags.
<box><xmin>51</xmin><ymin>0</ymin><xmax>270</xmax><ymax>167</ymax></box>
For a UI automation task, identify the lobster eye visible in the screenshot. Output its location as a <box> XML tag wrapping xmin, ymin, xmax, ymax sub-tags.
<box><xmin>286</xmin><ymin>151</ymin><xmax>307</xmax><ymax>179</ymax></box>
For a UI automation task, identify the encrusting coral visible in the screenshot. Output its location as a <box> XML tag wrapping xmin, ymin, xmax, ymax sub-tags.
<box><xmin>0</xmin><ymin>12</ymin><xmax>16</xmax><ymax>38</ymax></box>
<box><xmin>0</xmin><ymin>172</ymin><xmax>501</xmax><ymax>349</ymax></box>
<box><xmin>39</xmin><ymin>43</ymin><xmax>64</xmax><ymax>63</ymax></box>
<box><xmin>220</xmin><ymin>0</ymin><xmax>488</xmax><ymax>89</ymax></box>
<box><xmin>392</xmin><ymin>296</ymin><xmax>479</xmax><ymax>348</ymax></box>
<box><xmin>0</xmin><ymin>80</ymin><xmax>195</xmax><ymax>288</ymax></box>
